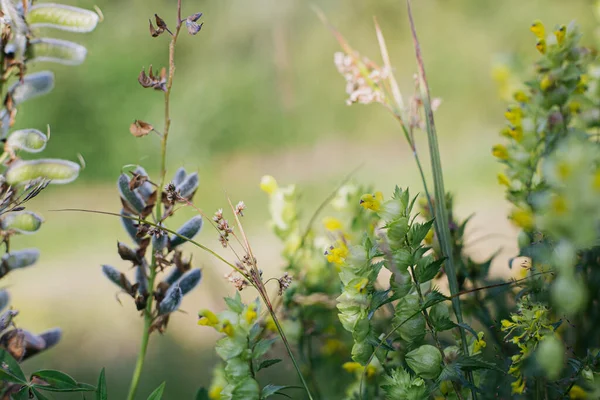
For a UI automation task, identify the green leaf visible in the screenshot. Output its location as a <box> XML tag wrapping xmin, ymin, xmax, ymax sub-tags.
<box><xmin>224</xmin><ymin>292</ymin><xmax>244</xmax><ymax>314</ymax></box>
<box><xmin>95</xmin><ymin>368</ymin><xmax>107</xmax><ymax>400</ymax></box>
<box><xmin>252</xmin><ymin>338</ymin><xmax>275</xmax><ymax>360</ymax></box>
<box><xmin>146</xmin><ymin>382</ymin><xmax>166</xmax><ymax>400</ymax></box>
<box><xmin>415</xmin><ymin>257</ymin><xmax>445</xmax><ymax>283</ymax></box>
<box><xmin>453</xmin><ymin>355</ymin><xmax>504</xmax><ymax>373</ymax></box>
<box><xmin>9</xmin><ymin>72</ymin><xmax>55</xmax><ymax>105</ymax></box>
<box><xmin>27</xmin><ymin>4</ymin><xmax>99</xmax><ymax>32</ymax></box>
<box><xmin>257</xmin><ymin>359</ymin><xmax>282</xmax><ymax>371</ymax></box>
<box><xmin>30</xmin><ymin>388</ymin><xmax>51</xmax><ymax>400</ymax></box>
<box><xmin>260</xmin><ymin>385</ymin><xmax>300</xmax><ymax>399</ymax></box>
<box><xmin>422</xmin><ymin>290</ymin><xmax>449</xmax><ymax>309</ymax></box>
<box><xmin>31</xmin><ymin>369</ymin><xmax>95</xmax><ymax>393</ymax></box>
<box><xmin>12</xmin><ymin>386</ymin><xmax>33</xmax><ymax>400</ymax></box>
<box><xmin>1</xmin><ymin>211</ymin><xmax>44</xmax><ymax>234</ymax></box>
<box><xmin>6</xmin><ymin>158</ymin><xmax>79</xmax><ymax>185</ymax></box>
<box><xmin>7</xmin><ymin>129</ymin><xmax>47</xmax><ymax>153</ymax></box>
<box><xmin>29</xmin><ymin>38</ymin><xmax>87</xmax><ymax>66</ymax></box>
<box><xmin>408</xmin><ymin>219</ymin><xmax>434</xmax><ymax>247</ymax></box>
<box><xmin>195</xmin><ymin>388</ymin><xmax>209</xmax><ymax>400</ymax></box>
<box><xmin>0</xmin><ymin>349</ymin><xmax>26</xmax><ymax>383</ymax></box>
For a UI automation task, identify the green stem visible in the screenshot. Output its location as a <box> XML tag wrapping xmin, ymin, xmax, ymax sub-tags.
<box><xmin>126</xmin><ymin>2</ymin><xmax>182</xmax><ymax>399</ymax></box>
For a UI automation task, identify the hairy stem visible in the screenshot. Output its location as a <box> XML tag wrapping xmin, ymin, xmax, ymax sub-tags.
<box><xmin>126</xmin><ymin>2</ymin><xmax>182</xmax><ymax>399</ymax></box>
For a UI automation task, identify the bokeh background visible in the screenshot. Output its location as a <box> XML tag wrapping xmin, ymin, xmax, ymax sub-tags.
<box><xmin>5</xmin><ymin>0</ymin><xmax>599</xmax><ymax>398</ymax></box>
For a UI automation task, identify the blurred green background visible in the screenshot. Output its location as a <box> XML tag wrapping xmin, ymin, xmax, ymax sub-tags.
<box><xmin>5</xmin><ymin>0</ymin><xmax>598</xmax><ymax>398</ymax></box>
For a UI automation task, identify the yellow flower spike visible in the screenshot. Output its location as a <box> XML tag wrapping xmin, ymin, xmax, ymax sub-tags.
<box><xmin>474</xmin><ymin>332</ymin><xmax>487</xmax><ymax>353</ymax></box>
<box><xmin>359</xmin><ymin>191</ymin><xmax>383</xmax><ymax>211</ymax></box>
<box><xmin>353</xmin><ymin>277</ymin><xmax>369</xmax><ymax>294</ymax></box>
<box><xmin>323</xmin><ymin>216</ymin><xmax>343</xmax><ymax>231</ymax></box>
<box><xmin>209</xmin><ymin>386</ymin><xmax>223</xmax><ymax>399</ymax></box>
<box><xmin>500</xmin><ymin>126</ymin><xmax>513</xmax><ymax>138</ymax></box>
<box><xmin>540</xmin><ymin>74</ymin><xmax>553</xmax><ymax>91</ymax></box>
<box><xmin>497</xmin><ymin>173</ymin><xmax>511</xmax><ymax>187</ymax></box>
<box><xmin>509</xmin><ymin>125</ymin><xmax>523</xmax><ymax>142</ymax></box>
<box><xmin>551</xmin><ymin>194</ymin><xmax>568</xmax><ymax>215</ymax></box>
<box><xmin>511</xmin><ymin>376</ymin><xmax>526</xmax><ymax>394</ymax></box>
<box><xmin>492</xmin><ymin>144</ymin><xmax>509</xmax><ymax>160</ymax></box>
<box><xmin>555</xmin><ymin>24</ymin><xmax>567</xmax><ymax>45</ymax></box>
<box><xmin>569</xmin><ymin>385</ymin><xmax>588</xmax><ymax>399</ymax></box>
<box><xmin>510</xmin><ymin>208</ymin><xmax>534</xmax><ymax>230</ymax></box>
<box><xmin>342</xmin><ymin>362</ymin><xmax>363</xmax><ymax>373</ymax></box>
<box><xmin>365</xmin><ymin>364</ymin><xmax>377</xmax><ymax>378</ymax></box>
<box><xmin>530</xmin><ymin>20</ymin><xmax>545</xmax><ymax>39</ymax></box>
<box><xmin>513</xmin><ymin>90</ymin><xmax>530</xmax><ymax>103</ymax></box>
<box><xmin>244</xmin><ymin>304</ymin><xmax>258</xmax><ymax>324</ymax></box>
<box><xmin>507</xmin><ymin>365</ymin><xmax>520</xmax><ymax>376</ymax></box>
<box><xmin>536</xmin><ymin>39</ymin><xmax>547</xmax><ymax>54</ymax></box>
<box><xmin>219</xmin><ymin>320</ymin><xmax>234</xmax><ymax>337</ymax></box>
<box><xmin>259</xmin><ymin>175</ymin><xmax>278</xmax><ymax>195</ymax></box>
<box><xmin>198</xmin><ymin>309</ymin><xmax>219</xmax><ymax>327</ymax></box>
<box><xmin>504</xmin><ymin>105</ymin><xmax>523</xmax><ymax>125</ymax></box>
<box><xmin>325</xmin><ymin>242</ymin><xmax>348</xmax><ymax>265</ymax></box>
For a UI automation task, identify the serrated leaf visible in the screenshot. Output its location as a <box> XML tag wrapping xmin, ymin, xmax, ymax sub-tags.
<box><xmin>257</xmin><ymin>359</ymin><xmax>281</xmax><ymax>371</ymax></box>
<box><xmin>95</xmin><ymin>368</ymin><xmax>107</xmax><ymax>400</ymax></box>
<box><xmin>0</xmin><ymin>349</ymin><xmax>26</xmax><ymax>383</ymax></box>
<box><xmin>1</xmin><ymin>211</ymin><xmax>43</xmax><ymax>234</ymax></box>
<box><xmin>408</xmin><ymin>219</ymin><xmax>434</xmax><ymax>247</ymax></box>
<box><xmin>224</xmin><ymin>293</ymin><xmax>244</xmax><ymax>313</ymax></box>
<box><xmin>261</xmin><ymin>384</ymin><xmax>299</xmax><ymax>399</ymax></box>
<box><xmin>9</xmin><ymin>71</ymin><xmax>54</xmax><ymax>104</ymax></box>
<box><xmin>422</xmin><ymin>290</ymin><xmax>449</xmax><ymax>309</ymax></box>
<box><xmin>6</xmin><ymin>158</ymin><xmax>79</xmax><ymax>185</ymax></box>
<box><xmin>27</xmin><ymin>3</ymin><xmax>99</xmax><ymax>32</ymax></box>
<box><xmin>29</xmin><ymin>38</ymin><xmax>87</xmax><ymax>65</ymax></box>
<box><xmin>415</xmin><ymin>257</ymin><xmax>445</xmax><ymax>283</ymax></box>
<box><xmin>7</xmin><ymin>129</ymin><xmax>47</xmax><ymax>153</ymax></box>
<box><xmin>146</xmin><ymin>382</ymin><xmax>166</xmax><ymax>400</ymax></box>
<box><xmin>253</xmin><ymin>338</ymin><xmax>275</xmax><ymax>360</ymax></box>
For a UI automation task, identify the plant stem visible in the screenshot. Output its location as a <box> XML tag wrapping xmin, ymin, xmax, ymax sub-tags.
<box><xmin>126</xmin><ymin>3</ymin><xmax>182</xmax><ymax>399</ymax></box>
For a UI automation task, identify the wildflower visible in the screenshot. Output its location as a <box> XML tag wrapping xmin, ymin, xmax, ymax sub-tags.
<box><xmin>212</xmin><ymin>208</ymin><xmax>223</xmax><ymax>222</ymax></box>
<box><xmin>568</xmin><ymin>101</ymin><xmax>582</xmax><ymax>114</ymax></box>
<box><xmin>342</xmin><ymin>361</ymin><xmax>362</xmax><ymax>373</ymax></box>
<box><xmin>225</xmin><ymin>271</ymin><xmax>249</xmax><ymax>291</ymax></box>
<box><xmin>536</xmin><ymin>39</ymin><xmax>547</xmax><ymax>54</ymax></box>
<box><xmin>209</xmin><ymin>386</ymin><xmax>223</xmax><ymax>399</ymax></box>
<box><xmin>244</xmin><ymin>304</ymin><xmax>257</xmax><ymax>324</ymax></box>
<box><xmin>322</xmin><ymin>338</ymin><xmax>345</xmax><ymax>355</ymax></box>
<box><xmin>511</xmin><ymin>376</ymin><xmax>526</xmax><ymax>394</ymax></box>
<box><xmin>555</xmin><ymin>24</ymin><xmax>567</xmax><ymax>45</ymax></box>
<box><xmin>234</xmin><ymin>201</ymin><xmax>246</xmax><ymax>216</ymax></box>
<box><xmin>219</xmin><ymin>320</ymin><xmax>234</xmax><ymax>337</ymax></box>
<box><xmin>353</xmin><ymin>277</ymin><xmax>369</xmax><ymax>293</ymax></box>
<box><xmin>497</xmin><ymin>173</ymin><xmax>511</xmax><ymax>186</ymax></box>
<box><xmin>264</xmin><ymin>316</ymin><xmax>277</xmax><ymax>332</ymax></box>
<box><xmin>260</xmin><ymin>175</ymin><xmax>278</xmax><ymax>195</ymax></box>
<box><xmin>365</xmin><ymin>364</ymin><xmax>377</xmax><ymax>378</ymax></box>
<box><xmin>277</xmin><ymin>272</ymin><xmax>292</xmax><ymax>295</ymax></box>
<box><xmin>333</xmin><ymin>52</ymin><xmax>386</xmax><ymax>105</ymax></box>
<box><xmin>198</xmin><ymin>309</ymin><xmax>219</xmax><ymax>327</ymax></box>
<box><xmin>359</xmin><ymin>191</ymin><xmax>384</xmax><ymax>211</ymax></box>
<box><xmin>550</xmin><ymin>194</ymin><xmax>568</xmax><ymax>214</ymax></box>
<box><xmin>492</xmin><ymin>144</ymin><xmax>509</xmax><ymax>160</ymax></box>
<box><xmin>325</xmin><ymin>242</ymin><xmax>348</xmax><ymax>265</ymax></box>
<box><xmin>540</xmin><ymin>74</ymin><xmax>554</xmax><ymax>91</ymax></box>
<box><xmin>510</xmin><ymin>208</ymin><xmax>534</xmax><ymax>230</ymax></box>
<box><xmin>569</xmin><ymin>385</ymin><xmax>588</xmax><ymax>399</ymax></box>
<box><xmin>323</xmin><ymin>216</ymin><xmax>343</xmax><ymax>231</ymax></box>
<box><xmin>513</xmin><ymin>90</ymin><xmax>530</xmax><ymax>103</ymax></box>
<box><xmin>504</xmin><ymin>105</ymin><xmax>522</xmax><ymax>125</ymax></box>
<box><xmin>474</xmin><ymin>331</ymin><xmax>487</xmax><ymax>353</ymax></box>
<box><xmin>508</xmin><ymin>125</ymin><xmax>523</xmax><ymax>142</ymax></box>
<box><xmin>576</xmin><ymin>74</ymin><xmax>588</xmax><ymax>93</ymax></box>
<box><xmin>530</xmin><ymin>20</ymin><xmax>545</xmax><ymax>39</ymax></box>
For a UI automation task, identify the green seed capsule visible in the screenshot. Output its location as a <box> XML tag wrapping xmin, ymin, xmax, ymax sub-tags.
<box><xmin>405</xmin><ymin>344</ymin><xmax>442</xmax><ymax>380</ymax></box>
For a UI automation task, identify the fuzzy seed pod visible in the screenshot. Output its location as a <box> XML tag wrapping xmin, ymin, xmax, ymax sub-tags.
<box><xmin>152</xmin><ymin>226</ymin><xmax>168</xmax><ymax>252</ymax></box>
<box><xmin>172</xmin><ymin>167</ymin><xmax>186</xmax><ymax>186</ymax></box>
<box><xmin>0</xmin><ymin>290</ymin><xmax>9</xmax><ymax>314</ymax></box>
<box><xmin>170</xmin><ymin>216</ymin><xmax>203</xmax><ymax>248</ymax></box>
<box><xmin>117</xmin><ymin>173</ymin><xmax>146</xmax><ymax>215</ymax></box>
<box><xmin>1</xmin><ymin>211</ymin><xmax>44</xmax><ymax>234</ymax></box>
<box><xmin>117</xmin><ymin>241</ymin><xmax>138</xmax><ymax>262</ymax></box>
<box><xmin>120</xmin><ymin>210</ymin><xmax>141</xmax><ymax>244</ymax></box>
<box><xmin>0</xmin><ymin>310</ymin><xmax>18</xmax><ymax>331</ymax></box>
<box><xmin>158</xmin><ymin>284</ymin><xmax>183</xmax><ymax>315</ymax></box>
<box><xmin>101</xmin><ymin>264</ymin><xmax>133</xmax><ymax>294</ymax></box>
<box><xmin>176</xmin><ymin>172</ymin><xmax>199</xmax><ymax>199</ymax></box>
<box><xmin>135</xmin><ymin>263</ymin><xmax>149</xmax><ymax>296</ymax></box>
<box><xmin>173</xmin><ymin>268</ymin><xmax>202</xmax><ymax>296</ymax></box>
<box><xmin>405</xmin><ymin>344</ymin><xmax>442</xmax><ymax>380</ymax></box>
<box><xmin>134</xmin><ymin>166</ymin><xmax>154</xmax><ymax>201</ymax></box>
<box><xmin>2</xmin><ymin>249</ymin><xmax>40</xmax><ymax>270</ymax></box>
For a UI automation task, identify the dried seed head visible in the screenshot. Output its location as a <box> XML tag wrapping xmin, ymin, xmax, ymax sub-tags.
<box><xmin>278</xmin><ymin>272</ymin><xmax>293</xmax><ymax>296</ymax></box>
<box><xmin>213</xmin><ymin>208</ymin><xmax>223</xmax><ymax>222</ymax></box>
<box><xmin>235</xmin><ymin>201</ymin><xmax>246</xmax><ymax>216</ymax></box>
<box><xmin>225</xmin><ymin>271</ymin><xmax>249</xmax><ymax>291</ymax></box>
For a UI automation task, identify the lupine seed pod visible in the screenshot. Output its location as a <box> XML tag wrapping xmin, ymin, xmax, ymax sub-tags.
<box><xmin>22</xmin><ymin>328</ymin><xmax>61</xmax><ymax>361</ymax></box>
<box><xmin>117</xmin><ymin>241</ymin><xmax>138</xmax><ymax>262</ymax></box>
<box><xmin>0</xmin><ymin>310</ymin><xmax>18</xmax><ymax>331</ymax></box>
<box><xmin>9</xmin><ymin>71</ymin><xmax>55</xmax><ymax>105</ymax></box>
<box><xmin>135</xmin><ymin>262</ymin><xmax>149</xmax><ymax>296</ymax></box>
<box><xmin>101</xmin><ymin>264</ymin><xmax>134</xmax><ymax>295</ymax></box>
<box><xmin>134</xmin><ymin>166</ymin><xmax>154</xmax><ymax>201</ymax></box>
<box><xmin>169</xmin><ymin>216</ymin><xmax>203</xmax><ymax>248</ymax></box>
<box><xmin>152</xmin><ymin>225</ymin><xmax>168</xmax><ymax>252</ymax></box>
<box><xmin>0</xmin><ymin>329</ymin><xmax>26</xmax><ymax>361</ymax></box>
<box><xmin>118</xmin><ymin>173</ymin><xmax>146</xmax><ymax>215</ymax></box>
<box><xmin>5</xmin><ymin>158</ymin><xmax>79</xmax><ymax>185</ymax></box>
<box><xmin>173</xmin><ymin>268</ymin><xmax>202</xmax><ymax>296</ymax></box>
<box><xmin>2</xmin><ymin>248</ymin><xmax>40</xmax><ymax>270</ymax></box>
<box><xmin>0</xmin><ymin>290</ymin><xmax>9</xmax><ymax>314</ymax></box>
<box><xmin>6</xmin><ymin>128</ymin><xmax>47</xmax><ymax>153</ymax></box>
<box><xmin>0</xmin><ymin>211</ymin><xmax>44</xmax><ymax>234</ymax></box>
<box><xmin>120</xmin><ymin>210</ymin><xmax>141</xmax><ymax>244</ymax></box>
<box><xmin>172</xmin><ymin>167</ymin><xmax>186</xmax><ymax>186</ymax></box>
<box><xmin>22</xmin><ymin>330</ymin><xmax>46</xmax><ymax>352</ymax></box>
<box><xmin>158</xmin><ymin>284</ymin><xmax>182</xmax><ymax>315</ymax></box>
<box><xmin>29</xmin><ymin>38</ymin><xmax>88</xmax><ymax>66</ymax></box>
<box><xmin>26</xmin><ymin>3</ymin><xmax>100</xmax><ymax>33</ymax></box>
<box><xmin>176</xmin><ymin>172</ymin><xmax>199</xmax><ymax>199</ymax></box>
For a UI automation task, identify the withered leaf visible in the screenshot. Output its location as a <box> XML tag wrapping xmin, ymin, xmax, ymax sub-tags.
<box><xmin>129</xmin><ymin>120</ymin><xmax>154</xmax><ymax>137</ymax></box>
<box><xmin>138</xmin><ymin>69</ymin><xmax>153</xmax><ymax>88</ymax></box>
<box><xmin>137</xmin><ymin>65</ymin><xmax>167</xmax><ymax>91</ymax></box>
<box><xmin>128</xmin><ymin>171</ymin><xmax>149</xmax><ymax>190</ymax></box>
<box><xmin>149</xmin><ymin>19</ymin><xmax>163</xmax><ymax>38</ymax></box>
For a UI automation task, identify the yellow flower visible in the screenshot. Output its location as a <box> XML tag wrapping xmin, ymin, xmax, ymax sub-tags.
<box><xmin>513</xmin><ymin>90</ymin><xmax>530</xmax><ymax>103</ymax></box>
<box><xmin>342</xmin><ymin>362</ymin><xmax>363</xmax><ymax>373</ymax></box>
<box><xmin>551</xmin><ymin>194</ymin><xmax>568</xmax><ymax>215</ymax></box>
<box><xmin>353</xmin><ymin>278</ymin><xmax>369</xmax><ymax>293</ymax></box>
<box><xmin>511</xmin><ymin>376</ymin><xmax>526</xmax><ymax>394</ymax></box>
<box><xmin>198</xmin><ymin>309</ymin><xmax>219</xmax><ymax>327</ymax></box>
<box><xmin>219</xmin><ymin>320</ymin><xmax>234</xmax><ymax>337</ymax></box>
<box><xmin>359</xmin><ymin>191</ymin><xmax>384</xmax><ymax>211</ymax></box>
<box><xmin>323</xmin><ymin>216</ymin><xmax>343</xmax><ymax>231</ymax></box>
<box><xmin>530</xmin><ymin>20</ymin><xmax>545</xmax><ymax>39</ymax></box>
<box><xmin>365</xmin><ymin>364</ymin><xmax>377</xmax><ymax>378</ymax></box>
<box><xmin>260</xmin><ymin>175</ymin><xmax>278</xmax><ymax>195</ymax></box>
<box><xmin>424</xmin><ymin>228</ymin><xmax>434</xmax><ymax>244</ymax></box>
<box><xmin>497</xmin><ymin>173</ymin><xmax>511</xmax><ymax>187</ymax></box>
<box><xmin>536</xmin><ymin>39</ymin><xmax>547</xmax><ymax>54</ymax></box>
<box><xmin>492</xmin><ymin>144</ymin><xmax>509</xmax><ymax>160</ymax></box>
<box><xmin>569</xmin><ymin>385</ymin><xmax>588</xmax><ymax>399</ymax></box>
<box><xmin>244</xmin><ymin>304</ymin><xmax>258</xmax><ymax>324</ymax></box>
<box><xmin>555</xmin><ymin>24</ymin><xmax>566</xmax><ymax>45</ymax></box>
<box><xmin>322</xmin><ymin>338</ymin><xmax>345</xmax><ymax>355</ymax></box>
<box><xmin>568</xmin><ymin>101</ymin><xmax>582</xmax><ymax>114</ymax></box>
<box><xmin>474</xmin><ymin>332</ymin><xmax>487</xmax><ymax>353</ymax></box>
<box><xmin>540</xmin><ymin>74</ymin><xmax>553</xmax><ymax>91</ymax></box>
<box><xmin>556</xmin><ymin>161</ymin><xmax>572</xmax><ymax>181</ymax></box>
<box><xmin>501</xmin><ymin>319</ymin><xmax>516</xmax><ymax>330</ymax></box>
<box><xmin>504</xmin><ymin>105</ymin><xmax>522</xmax><ymax>125</ymax></box>
<box><xmin>325</xmin><ymin>242</ymin><xmax>348</xmax><ymax>265</ymax></box>
<box><xmin>509</xmin><ymin>125</ymin><xmax>523</xmax><ymax>142</ymax></box>
<box><xmin>576</xmin><ymin>74</ymin><xmax>588</xmax><ymax>93</ymax></box>
<box><xmin>265</xmin><ymin>316</ymin><xmax>277</xmax><ymax>332</ymax></box>
<box><xmin>209</xmin><ymin>385</ymin><xmax>223</xmax><ymax>399</ymax></box>
<box><xmin>510</xmin><ymin>208</ymin><xmax>534</xmax><ymax>230</ymax></box>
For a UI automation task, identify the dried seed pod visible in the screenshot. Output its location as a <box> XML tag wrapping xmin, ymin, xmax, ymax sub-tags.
<box><xmin>172</xmin><ymin>167</ymin><xmax>186</xmax><ymax>186</ymax></box>
<box><xmin>2</xmin><ymin>248</ymin><xmax>40</xmax><ymax>270</ymax></box>
<box><xmin>121</xmin><ymin>210</ymin><xmax>142</xmax><ymax>244</ymax></box>
<box><xmin>117</xmin><ymin>173</ymin><xmax>146</xmax><ymax>215</ymax></box>
<box><xmin>117</xmin><ymin>241</ymin><xmax>138</xmax><ymax>262</ymax></box>
<box><xmin>169</xmin><ymin>216</ymin><xmax>203</xmax><ymax>249</ymax></box>
<box><xmin>0</xmin><ymin>329</ymin><xmax>26</xmax><ymax>361</ymax></box>
<box><xmin>173</xmin><ymin>268</ymin><xmax>202</xmax><ymax>296</ymax></box>
<box><xmin>158</xmin><ymin>284</ymin><xmax>182</xmax><ymax>315</ymax></box>
<box><xmin>134</xmin><ymin>166</ymin><xmax>154</xmax><ymax>200</ymax></box>
<box><xmin>176</xmin><ymin>172</ymin><xmax>199</xmax><ymax>200</ymax></box>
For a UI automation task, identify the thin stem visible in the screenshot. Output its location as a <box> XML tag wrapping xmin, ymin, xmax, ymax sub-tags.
<box><xmin>126</xmin><ymin>2</ymin><xmax>183</xmax><ymax>399</ymax></box>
